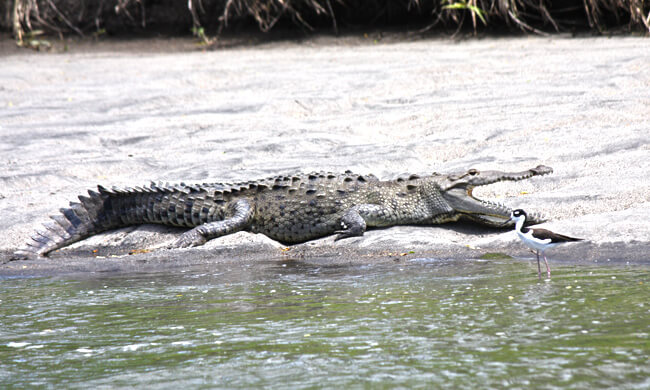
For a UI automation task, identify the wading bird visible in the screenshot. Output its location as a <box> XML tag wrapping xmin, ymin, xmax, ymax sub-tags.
<box><xmin>505</xmin><ymin>209</ymin><xmax>583</xmax><ymax>280</ymax></box>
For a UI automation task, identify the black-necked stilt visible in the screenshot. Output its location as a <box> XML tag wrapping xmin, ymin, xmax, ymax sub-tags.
<box><xmin>505</xmin><ymin>209</ymin><xmax>583</xmax><ymax>280</ymax></box>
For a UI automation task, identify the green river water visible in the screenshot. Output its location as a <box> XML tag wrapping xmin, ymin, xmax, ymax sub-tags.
<box><xmin>1</xmin><ymin>258</ymin><xmax>648</xmax><ymax>389</ymax></box>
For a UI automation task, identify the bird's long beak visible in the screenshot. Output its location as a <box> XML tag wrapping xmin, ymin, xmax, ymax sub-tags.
<box><xmin>499</xmin><ymin>217</ymin><xmax>513</xmax><ymax>227</ymax></box>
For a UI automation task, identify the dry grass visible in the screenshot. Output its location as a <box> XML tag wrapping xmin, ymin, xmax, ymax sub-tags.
<box><xmin>2</xmin><ymin>0</ymin><xmax>649</xmax><ymax>46</ymax></box>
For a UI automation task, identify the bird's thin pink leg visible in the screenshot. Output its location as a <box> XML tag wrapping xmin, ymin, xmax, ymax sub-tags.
<box><xmin>536</xmin><ymin>250</ymin><xmax>542</xmax><ymax>280</ymax></box>
<box><xmin>543</xmin><ymin>253</ymin><xmax>551</xmax><ymax>279</ymax></box>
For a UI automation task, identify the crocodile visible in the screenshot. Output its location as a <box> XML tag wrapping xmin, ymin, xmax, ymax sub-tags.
<box><xmin>13</xmin><ymin>165</ymin><xmax>552</xmax><ymax>259</ymax></box>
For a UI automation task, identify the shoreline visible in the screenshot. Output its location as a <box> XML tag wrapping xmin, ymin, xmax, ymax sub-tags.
<box><xmin>1</xmin><ymin>226</ymin><xmax>647</xmax><ymax>278</ymax></box>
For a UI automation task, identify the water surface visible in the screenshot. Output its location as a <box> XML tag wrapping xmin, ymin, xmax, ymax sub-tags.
<box><xmin>1</xmin><ymin>258</ymin><xmax>648</xmax><ymax>388</ymax></box>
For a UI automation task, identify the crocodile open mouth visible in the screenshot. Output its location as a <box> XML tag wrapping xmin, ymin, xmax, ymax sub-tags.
<box><xmin>442</xmin><ymin>165</ymin><xmax>553</xmax><ymax>227</ymax></box>
<box><xmin>452</xmin><ymin>187</ymin><xmax>514</xmax><ymax>226</ymax></box>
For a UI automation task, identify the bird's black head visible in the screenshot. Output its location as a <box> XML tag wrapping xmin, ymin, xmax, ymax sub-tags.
<box><xmin>512</xmin><ymin>209</ymin><xmax>528</xmax><ymax>219</ymax></box>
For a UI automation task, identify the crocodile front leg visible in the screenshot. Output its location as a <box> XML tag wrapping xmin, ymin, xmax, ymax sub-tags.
<box><xmin>171</xmin><ymin>199</ymin><xmax>254</xmax><ymax>248</ymax></box>
<box><xmin>334</xmin><ymin>204</ymin><xmax>395</xmax><ymax>240</ymax></box>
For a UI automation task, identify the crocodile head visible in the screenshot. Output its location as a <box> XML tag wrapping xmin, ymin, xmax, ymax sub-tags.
<box><xmin>439</xmin><ymin>165</ymin><xmax>553</xmax><ymax>227</ymax></box>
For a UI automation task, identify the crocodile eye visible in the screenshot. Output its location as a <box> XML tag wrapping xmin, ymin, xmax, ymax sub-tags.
<box><xmin>468</xmin><ymin>169</ymin><xmax>479</xmax><ymax>176</ymax></box>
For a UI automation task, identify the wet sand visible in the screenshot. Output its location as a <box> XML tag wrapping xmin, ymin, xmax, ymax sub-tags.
<box><xmin>1</xmin><ymin>34</ymin><xmax>648</xmax><ymax>276</ymax></box>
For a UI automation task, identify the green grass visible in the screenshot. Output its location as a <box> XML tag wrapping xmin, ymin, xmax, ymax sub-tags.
<box><xmin>3</xmin><ymin>0</ymin><xmax>649</xmax><ymax>44</ymax></box>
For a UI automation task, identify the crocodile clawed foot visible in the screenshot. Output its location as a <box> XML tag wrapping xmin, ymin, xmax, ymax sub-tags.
<box><xmin>334</xmin><ymin>223</ymin><xmax>364</xmax><ymax>241</ymax></box>
<box><xmin>9</xmin><ymin>250</ymin><xmax>45</xmax><ymax>261</ymax></box>
<box><xmin>169</xmin><ymin>230</ymin><xmax>207</xmax><ymax>249</ymax></box>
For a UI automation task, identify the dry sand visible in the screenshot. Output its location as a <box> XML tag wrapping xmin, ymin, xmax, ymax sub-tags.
<box><xmin>0</xmin><ymin>34</ymin><xmax>648</xmax><ymax>276</ymax></box>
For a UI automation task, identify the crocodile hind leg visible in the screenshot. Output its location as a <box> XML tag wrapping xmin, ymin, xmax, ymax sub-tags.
<box><xmin>334</xmin><ymin>204</ymin><xmax>395</xmax><ymax>240</ymax></box>
<box><xmin>171</xmin><ymin>199</ymin><xmax>254</xmax><ymax>248</ymax></box>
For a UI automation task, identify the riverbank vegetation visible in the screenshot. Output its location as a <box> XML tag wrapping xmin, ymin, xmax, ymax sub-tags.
<box><xmin>2</xmin><ymin>0</ymin><xmax>648</xmax><ymax>46</ymax></box>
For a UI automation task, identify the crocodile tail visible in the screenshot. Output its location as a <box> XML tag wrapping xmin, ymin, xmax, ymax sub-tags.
<box><xmin>12</xmin><ymin>186</ymin><xmax>129</xmax><ymax>259</ymax></box>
